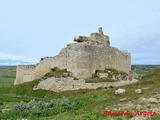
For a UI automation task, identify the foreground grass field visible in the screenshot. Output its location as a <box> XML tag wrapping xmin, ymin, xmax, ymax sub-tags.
<box><xmin>0</xmin><ymin>66</ymin><xmax>159</xmax><ymax>120</ymax></box>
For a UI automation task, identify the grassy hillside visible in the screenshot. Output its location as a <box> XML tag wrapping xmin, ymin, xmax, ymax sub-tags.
<box><xmin>131</xmin><ymin>65</ymin><xmax>160</xmax><ymax>79</ymax></box>
<box><xmin>0</xmin><ymin>67</ymin><xmax>159</xmax><ymax>119</ymax></box>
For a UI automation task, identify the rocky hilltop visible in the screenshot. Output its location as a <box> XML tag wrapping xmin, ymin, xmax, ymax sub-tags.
<box><xmin>14</xmin><ymin>27</ymin><xmax>137</xmax><ymax>92</ymax></box>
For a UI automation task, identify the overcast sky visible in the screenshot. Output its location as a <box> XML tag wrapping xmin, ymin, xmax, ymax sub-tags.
<box><xmin>0</xmin><ymin>0</ymin><xmax>160</xmax><ymax>65</ymax></box>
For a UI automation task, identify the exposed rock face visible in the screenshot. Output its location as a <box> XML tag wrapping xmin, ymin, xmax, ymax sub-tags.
<box><xmin>115</xmin><ymin>88</ymin><xmax>126</xmax><ymax>95</ymax></box>
<box><xmin>96</xmin><ymin>69</ymin><xmax>132</xmax><ymax>81</ymax></box>
<box><xmin>97</xmin><ymin>73</ymin><xmax>109</xmax><ymax>78</ymax></box>
<box><xmin>15</xmin><ymin>27</ymin><xmax>131</xmax><ymax>85</ymax></box>
<box><xmin>135</xmin><ymin>89</ymin><xmax>142</xmax><ymax>94</ymax></box>
<box><xmin>34</xmin><ymin>77</ymin><xmax>138</xmax><ymax>92</ymax></box>
<box><xmin>1</xmin><ymin>109</ymin><xmax>10</xmax><ymax>113</ymax></box>
<box><xmin>129</xmin><ymin>71</ymin><xmax>138</xmax><ymax>79</ymax></box>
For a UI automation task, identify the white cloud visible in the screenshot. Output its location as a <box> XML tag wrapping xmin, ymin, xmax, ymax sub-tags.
<box><xmin>0</xmin><ymin>52</ymin><xmax>39</xmax><ymax>64</ymax></box>
<box><xmin>0</xmin><ymin>63</ymin><xmax>10</xmax><ymax>65</ymax></box>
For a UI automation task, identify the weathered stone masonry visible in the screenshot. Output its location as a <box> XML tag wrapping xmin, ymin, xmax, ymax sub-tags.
<box><xmin>14</xmin><ymin>27</ymin><xmax>131</xmax><ymax>85</ymax></box>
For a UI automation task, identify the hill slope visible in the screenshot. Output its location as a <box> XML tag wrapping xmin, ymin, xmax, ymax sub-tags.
<box><xmin>0</xmin><ymin>68</ymin><xmax>159</xmax><ymax>120</ymax></box>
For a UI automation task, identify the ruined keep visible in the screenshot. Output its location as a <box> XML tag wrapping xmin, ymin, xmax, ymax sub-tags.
<box><xmin>15</xmin><ymin>27</ymin><xmax>131</xmax><ymax>85</ymax></box>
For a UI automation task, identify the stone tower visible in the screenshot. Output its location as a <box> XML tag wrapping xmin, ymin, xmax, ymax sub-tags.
<box><xmin>98</xmin><ymin>27</ymin><xmax>103</xmax><ymax>35</ymax></box>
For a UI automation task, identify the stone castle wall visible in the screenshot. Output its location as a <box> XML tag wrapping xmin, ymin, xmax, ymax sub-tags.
<box><xmin>15</xmin><ymin>43</ymin><xmax>131</xmax><ymax>84</ymax></box>
<box><xmin>34</xmin><ymin>48</ymin><xmax>67</xmax><ymax>79</ymax></box>
<box><xmin>14</xmin><ymin>27</ymin><xmax>131</xmax><ymax>85</ymax></box>
<box><xmin>15</xmin><ymin>65</ymin><xmax>36</xmax><ymax>84</ymax></box>
<box><xmin>15</xmin><ymin>48</ymin><xmax>67</xmax><ymax>84</ymax></box>
<box><xmin>66</xmin><ymin>42</ymin><xmax>131</xmax><ymax>78</ymax></box>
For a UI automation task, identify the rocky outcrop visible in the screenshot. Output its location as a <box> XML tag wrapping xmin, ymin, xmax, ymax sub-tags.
<box><xmin>115</xmin><ymin>88</ymin><xmax>126</xmax><ymax>95</ymax></box>
<box><xmin>33</xmin><ymin>77</ymin><xmax>138</xmax><ymax>92</ymax></box>
<box><xmin>31</xmin><ymin>67</ymin><xmax>138</xmax><ymax>92</ymax></box>
<box><xmin>135</xmin><ymin>89</ymin><xmax>142</xmax><ymax>94</ymax></box>
<box><xmin>96</xmin><ymin>69</ymin><xmax>129</xmax><ymax>81</ymax></box>
<box><xmin>97</xmin><ymin>73</ymin><xmax>109</xmax><ymax>78</ymax></box>
<box><xmin>129</xmin><ymin>71</ymin><xmax>138</xmax><ymax>79</ymax></box>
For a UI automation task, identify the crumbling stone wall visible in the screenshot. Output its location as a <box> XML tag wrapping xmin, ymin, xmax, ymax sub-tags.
<box><xmin>34</xmin><ymin>77</ymin><xmax>138</xmax><ymax>92</ymax></box>
<box><xmin>14</xmin><ymin>48</ymin><xmax>67</xmax><ymax>85</ymax></box>
<box><xmin>34</xmin><ymin>48</ymin><xmax>67</xmax><ymax>79</ymax></box>
<box><xmin>15</xmin><ymin>27</ymin><xmax>131</xmax><ymax>85</ymax></box>
<box><xmin>15</xmin><ymin>65</ymin><xmax>36</xmax><ymax>84</ymax></box>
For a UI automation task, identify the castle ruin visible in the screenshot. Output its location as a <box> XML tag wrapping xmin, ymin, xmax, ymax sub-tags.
<box><xmin>15</xmin><ymin>27</ymin><xmax>131</xmax><ymax>85</ymax></box>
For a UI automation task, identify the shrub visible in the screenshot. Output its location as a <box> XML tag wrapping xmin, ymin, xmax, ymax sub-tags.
<box><xmin>44</xmin><ymin>68</ymin><xmax>71</xmax><ymax>78</ymax></box>
<box><xmin>74</xmin><ymin>37</ymin><xmax>84</xmax><ymax>43</ymax></box>
<box><xmin>13</xmin><ymin>99</ymin><xmax>56</xmax><ymax>112</ymax></box>
<box><xmin>0</xmin><ymin>101</ymin><xmax>3</xmax><ymax>106</ymax></box>
<box><xmin>13</xmin><ymin>101</ymin><xmax>27</xmax><ymax>111</ymax></box>
<box><xmin>51</xmin><ymin>67</ymin><xmax>59</xmax><ymax>72</ymax></box>
<box><xmin>61</xmin><ymin>98</ymin><xmax>78</xmax><ymax>110</ymax></box>
<box><xmin>73</xmin><ymin>77</ymin><xmax>79</xmax><ymax>80</ymax></box>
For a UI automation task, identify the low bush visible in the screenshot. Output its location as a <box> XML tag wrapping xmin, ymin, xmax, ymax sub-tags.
<box><xmin>13</xmin><ymin>99</ymin><xmax>56</xmax><ymax>112</ymax></box>
<box><xmin>74</xmin><ymin>37</ymin><xmax>84</xmax><ymax>42</ymax></box>
<box><xmin>61</xmin><ymin>98</ymin><xmax>78</xmax><ymax>110</ymax></box>
<box><xmin>73</xmin><ymin>77</ymin><xmax>79</xmax><ymax>80</ymax></box>
<box><xmin>43</xmin><ymin>67</ymin><xmax>71</xmax><ymax>78</ymax></box>
<box><xmin>0</xmin><ymin>101</ymin><xmax>3</xmax><ymax>106</ymax></box>
<box><xmin>51</xmin><ymin>67</ymin><xmax>59</xmax><ymax>72</ymax></box>
<box><xmin>8</xmin><ymin>98</ymin><xmax>81</xmax><ymax>118</ymax></box>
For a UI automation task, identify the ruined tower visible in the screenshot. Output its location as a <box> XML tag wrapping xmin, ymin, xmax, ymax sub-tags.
<box><xmin>15</xmin><ymin>27</ymin><xmax>131</xmax><ymax>85</ymax></box>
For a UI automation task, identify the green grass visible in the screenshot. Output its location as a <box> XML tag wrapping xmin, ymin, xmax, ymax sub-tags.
<box><xmin>0</xmin><ymin>67</ymin><xmax>160</xmax><ymax>119</ymax></box>
<box><xmin>43</xmin><ymin>67</ymin><xmax>72</xmax><ymax>79</ymax></box>
<box><xmin>95</xmin><ymin>68</ymin><xmax>127</xmax><ymax>76</ymax></box>
<box><xmin>0</xmin><ymin>68</ymin><xmax>16</xmax><ymax>85</ymax></box>
<box><xmin>132</xmin><ymin>68</ymin><xmax>148</xmax><ymax>79</ymax></box>
<box><xmin>85</xmin><ymin>77</ymin><xmax>115</xmax><ymax>83</ymax></box>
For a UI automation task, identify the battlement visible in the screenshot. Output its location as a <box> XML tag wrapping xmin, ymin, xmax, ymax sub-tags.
<box><xmin>17</xmin><ymin>65</ymin><xmax>36</xmax><ymax>70</ymax></box>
